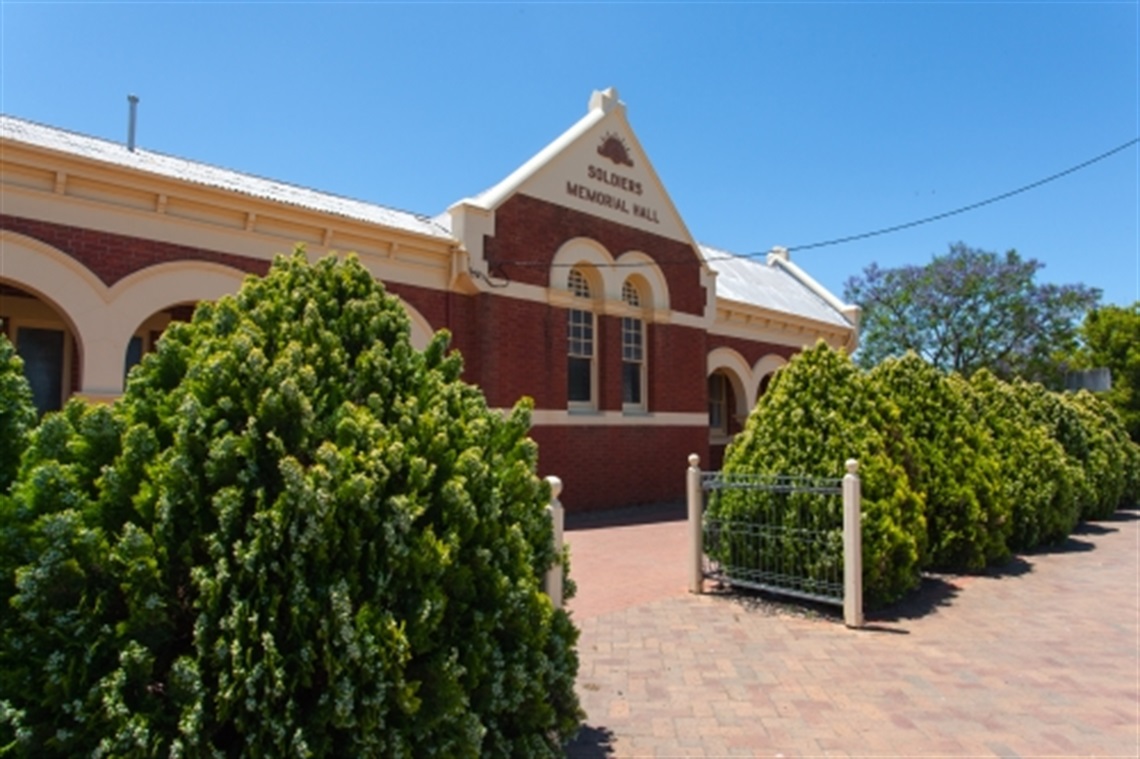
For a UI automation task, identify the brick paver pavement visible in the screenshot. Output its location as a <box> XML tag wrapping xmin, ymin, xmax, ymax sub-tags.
<box><xmin>563</xmin><ymin>507</ymin><xmax>1139</xmax><ymax>758</ymax></box>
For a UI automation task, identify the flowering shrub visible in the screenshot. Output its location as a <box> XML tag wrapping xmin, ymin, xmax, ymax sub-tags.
<box><xmin>0</xmin><ymin>251</ymin><xmax>579</xmax><ymax>757</ymax></box>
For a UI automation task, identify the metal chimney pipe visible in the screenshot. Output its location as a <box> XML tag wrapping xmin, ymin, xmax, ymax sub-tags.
<box><xmin>127</xmin><ymin>94</ymin><xmax>139</xmax><ymax>152</ymax></box>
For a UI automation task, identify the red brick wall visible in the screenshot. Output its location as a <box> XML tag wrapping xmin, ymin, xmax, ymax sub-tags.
<box><xmin>532</xmin><ymin>424</ymin><xmax>707</xmax><ymax>511</ymax></box>
<box><xmin>0</xmin><ymin>215</ymin><xmax>269</xmax><ymax>286</ymax></box>
<box><xmin>484</xmin><ymin>194</ymin><xmax>708</xmax><ymax>317</ymax></box>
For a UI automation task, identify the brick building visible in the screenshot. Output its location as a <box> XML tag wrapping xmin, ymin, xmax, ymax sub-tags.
<box><xmin>0</xmin><ymin>88</ymin><xmax>858</xmax><ymax>511</ymax></box>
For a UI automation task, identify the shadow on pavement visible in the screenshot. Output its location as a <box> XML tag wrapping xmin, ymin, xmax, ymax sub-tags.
<box><xmin>565</xmin><ymin>500</ymin><xmax>686</xmax><ymax>531</ymax></box>
<box><xmin>870</xmin><ymin>575</ymin><xmax>960</xmax><ymax>624</ymax></box>
<box><xmin>564</xmin><ymin>724</ymin><xmax>616</xmax><ymax>758</ymax></box>
<box><xmin>1028</xmin><ymin>535</ymin><xmax>1096</xmax><ymax>555</ymax></box>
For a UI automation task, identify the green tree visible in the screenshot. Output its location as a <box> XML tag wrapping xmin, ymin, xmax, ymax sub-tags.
<box><xmin>845</xmin><ymin>242</ymin><xmax>1100</xmax><ymax>384</ymax></box>
<box><xmin>0</xmin><ymin>251</ymin><xmax>579</xmax><ymax>757</ymax></box>
<box><xmin>1072</xmin><ymin>302</ymin><xmax>1140</xmax><ymax>442</ymax></box>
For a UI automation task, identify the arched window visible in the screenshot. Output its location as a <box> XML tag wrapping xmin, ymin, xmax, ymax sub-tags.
<box><xmin>567</xmin><ymin>268</ymin><xmax>595</xmax><ymax>408</ymax></box>
<box><xmin>621</xmin><ymin>279</ymin><xmax>646</xmax><ymax>411</ymax></box>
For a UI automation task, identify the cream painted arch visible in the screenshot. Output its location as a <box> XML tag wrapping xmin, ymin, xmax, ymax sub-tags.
<box><xmin>395</xmin><ymin>298</ymin><xmax>434</xmax><ymax>351</ymax></box>
<box><xmin>109</xmin><ymin>264</ymin><xmax>438</xmax><ymax>391</ymax></box>
<box><xmin>753</xmin><ymin>354</ymin><xmax>789</xmax><ymax>399</ymax></box>
<box><xmin>549</xmin><ymin>237</ymin><xmax>615</xmax><ymax>301</ymax></box>
<box><xmin>706</xmin><ymin>346</ymin><xmax>753</xmax><ymax>419</ymax></box>
<box><xmin>0</xmin><ymin>230</ymin><xmax>108</xmax><ymax>389</ymax></box>
<box><xmin>550</xmin><ymin>238</ymin><xmax>673</xmax><ymax>317</ymax></box>
<box><xmin>613</xmin><ymin>250</ymin><xmax>670</xmax><ymax>313</ymax></box>
<box><xmin>1</xmin><ymin>233</ymin><xmax>438</xmax><ymax>397</ymax></box>
<box><xmin>101</xmin><ymin>261</ymin><xmax>250</xmax><ymax>396</ymax></box>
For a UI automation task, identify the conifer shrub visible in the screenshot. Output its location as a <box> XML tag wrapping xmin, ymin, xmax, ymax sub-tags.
<box><xmin>868</xmin><ymin>355</ymin><xmax>1008</xmax><ymax>571</ymax></box>
<box><xmin>1063</xmin><ymin>391</ymin><xmax>1137</xmax><ymax>518</ymax></box>
<box><xmin>717</xmin><ymin>341</ymin><xmax>925</xmax><ymax>608</ymax></box>
<box><xmin>961</xmin><ymin>370</ymin><xmax>1075</xmax><ymax>550</ymax></box>
<box><xmin>0</xmin><ymin>332</ymin><xmax>35</xmax><ymax>494</ymax></box>
<box><xmin>1008</xmin><ymin>379</ymin><xmax>1093</xmax><ymax>531</ymax></box>
<box><xmin>0</xmin><ymin>251</ymin><xmax>580</xmax><ymax>757</ymax></box>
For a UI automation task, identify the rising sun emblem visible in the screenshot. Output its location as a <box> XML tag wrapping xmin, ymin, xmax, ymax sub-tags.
<box><xmin>597</xmin><ymin>133</ymin><xmax>634</xmax><ymax>167</ymax></box>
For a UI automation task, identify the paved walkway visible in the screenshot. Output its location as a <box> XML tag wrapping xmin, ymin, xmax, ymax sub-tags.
<box><xmin>563</xmin><ymin>506</ymin><xmax>1140</xmax><ymax>758</ymax></box>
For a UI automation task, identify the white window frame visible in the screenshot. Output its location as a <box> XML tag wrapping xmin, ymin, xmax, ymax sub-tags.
<box><xmin>708</xmin><ymin>372</ymin><xmax>729</xmax><ymax>442</ymax></box>
<box><xmin>567</xmin><ymin>268</ymin><xmax>597</xmax><ymax>411</ymax></box>
<box><xmin>620</xmin><ymin>279</ymin><xmax>647</xmax><ymax>413</ymax></box>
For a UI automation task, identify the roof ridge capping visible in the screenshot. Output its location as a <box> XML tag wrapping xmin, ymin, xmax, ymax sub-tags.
<box><xmin>766</xmin><ymin>246</ymin><xmax>862</xmax><ymax>329</ymax></box>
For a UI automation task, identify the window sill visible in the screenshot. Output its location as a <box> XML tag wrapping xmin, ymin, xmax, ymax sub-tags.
<box><xmin>567</xmin><ymin>405</ymin><xmax>600</xmax><ymax>415</ymax></box>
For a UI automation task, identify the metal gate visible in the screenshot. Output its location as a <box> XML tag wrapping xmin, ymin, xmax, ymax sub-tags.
<box><xmin>685</xmin><ymin>454</ymin><xmax>864</xmax><ymax>628</ymax></box>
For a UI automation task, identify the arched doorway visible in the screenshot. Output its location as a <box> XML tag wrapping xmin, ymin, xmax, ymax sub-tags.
<box><xmin>0</xmin><ymin>282</ymin><xmax>80</xmax><ymax>415</ymax></box>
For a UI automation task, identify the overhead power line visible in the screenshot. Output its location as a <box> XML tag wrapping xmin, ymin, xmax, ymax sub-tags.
<box><xmin>777</xmin><ymin>136</ymin><xmax>1140</xmax><ymax>256</ymax></box>
<box><xmin>487</xmin><ymin>136</ymin><xmax>1139</xmax><ymax>275</ymax></box>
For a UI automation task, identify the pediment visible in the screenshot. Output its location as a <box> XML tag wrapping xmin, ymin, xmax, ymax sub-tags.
<box><xmin>456</xmin><ymin>89</ymin><xmax>698</xmax><ymax>247</ymax></box>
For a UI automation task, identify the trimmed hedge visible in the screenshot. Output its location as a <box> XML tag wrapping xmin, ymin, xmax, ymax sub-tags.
<box><xmin>716</xmin><ymin>342</ymin><xmax>1140</xmax><ymax>610</ymax></box>
<box><xmin>0</xmin><ymin>251</ymin><xmax>580</xmax><ymax>757</ymax></box>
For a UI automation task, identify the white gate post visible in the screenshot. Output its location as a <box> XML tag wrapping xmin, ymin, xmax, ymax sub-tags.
<box><xmin>842</xmin><ymin>459</ymin><xmax>864</xmax><ymax>628</ymax></box>
<box><xmin>687</xmin><ymin>453</ymin><xmax>703</xmax><ymax>594</ymax></box>
<box><xmin>545</xmin><ymin>475</ymin><xmax>564</xmax><ymax>610</ymax></box>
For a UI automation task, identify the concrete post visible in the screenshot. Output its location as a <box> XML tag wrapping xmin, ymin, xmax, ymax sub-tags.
<box><xmin>545</xmin><ymin>475</ymin><xmax>564</xmax><ymax>610</ymax></box>
<box><xmin>842</xmin><ymin>459</ymin><xmax>864</xmax><ymax>628</ymax></box>
<box><xmin>687</xmin><ymin>453</ymin><xmax>703</xmax><ymax>594</ymax></box>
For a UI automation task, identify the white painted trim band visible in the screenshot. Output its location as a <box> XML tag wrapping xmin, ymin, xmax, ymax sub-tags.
<box><xmin>519</xmin><ymin>409</ymin><xmax>707</xmax><ymax>427</ymax></box>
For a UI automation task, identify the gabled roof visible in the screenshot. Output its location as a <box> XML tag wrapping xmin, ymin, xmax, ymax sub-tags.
<box><xmin>449</xmin><ymin>88</ymin><xmax>701</xmax><ymax>251</ymax></box>
<box><xmin>0</xmin><ymin>115</ymin><xmax>452</xmax><ymax>240</ymax></box>
<box><xmin>702</xmin><ymin>244</ymin><xmax>855</xmax><ymax>329</ymax></box>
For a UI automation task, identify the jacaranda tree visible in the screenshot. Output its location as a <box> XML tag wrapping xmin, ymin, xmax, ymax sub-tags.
<box><xmin>0</xmin><ymin>250</ymin><xmax>580</xmax><ymax>757</ymax></box>
<box><xmin>845</xmin><ymin>242</ymin><xmax>1100</xmax><ymax>384</ymax></box>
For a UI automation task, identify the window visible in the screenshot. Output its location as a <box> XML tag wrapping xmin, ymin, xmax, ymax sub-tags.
<box><xmin>124</xmin><ymin>335</ymin><xmax>144</xmax><ymax>380</ymax></box>
<box><xmin>708</xmin><ymin>373</ymin><xmax>727</xmax><ymax>436</ymax></box>
<box><xmin>621</xmin><ymin>280</ymin><xmax>645</xmax><ymax>410</ymax></box>
<box><xmin>17</xmin><ymin>326</ymin><xmax>65</xmax><ymax>415</ymax></box>
<box><xmin>567</xmin><ymin>268</ymin><xmax>595</xmax><ymax>407</ymax></box>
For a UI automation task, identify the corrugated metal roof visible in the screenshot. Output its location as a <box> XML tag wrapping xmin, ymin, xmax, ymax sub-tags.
<box><xmin>0</xmin><ymin>115</ymin><xmax>453</xmax><ymax>240</ymax></box>
<box><xmin>702</xmin><ymin>244</ymin><xmax>853</xmax><ymax>328</ymax></box>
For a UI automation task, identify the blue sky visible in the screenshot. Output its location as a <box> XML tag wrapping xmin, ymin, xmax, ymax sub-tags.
<box><xmin>2</xmin><ymin>2</ymin><xmax>1137</xmax><ymax>307</ymax></box>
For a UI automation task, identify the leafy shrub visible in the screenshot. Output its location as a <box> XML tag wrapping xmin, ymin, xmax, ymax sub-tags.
<box><xmin>868</xmin><ymin>355</ymin><xmax>1008</xmax><ymax>570</ymax></box>
<box><xmin>1063</xmin><ymin>391</ymin><xmax>1137</xmax><ymax>518</ymax></box>
<box><xmin>0</xmin><ymin>251</ymin><xmax>579</xmax><ymax>757</ymax></box>
<box><xmin>1009</xmin><ymin>379</ymin><xmax>1094</xmax><ymax>529</ymax></box>
<box><xmin>0</xmin><ymin>332</ymin><xmax>35</xmax><ymax>494</ymax></box>
<box><xmin>962</xmin><ymin>370</ymin><xmax>1076</xmax><ymax>549</ymax></box>
<box><xmin>718</xmin><ymin>341</ymin><xmax>925</xmax><ymax>608</ymax></box>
